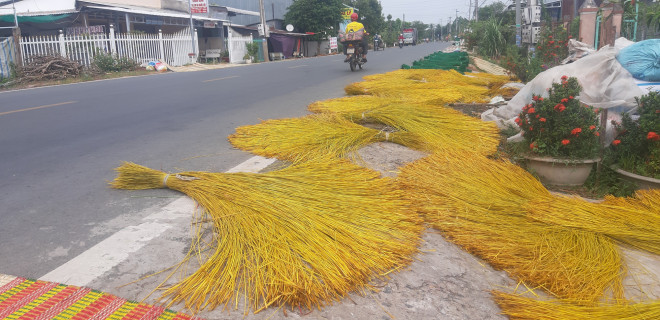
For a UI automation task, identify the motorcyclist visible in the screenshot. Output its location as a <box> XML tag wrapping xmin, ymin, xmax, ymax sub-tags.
<box><xmin>398</xmin><ymin>33</ymin><xmax>404</xmax><ymax>46</ymax></box>
<box><xmin>344</xmin><ymin>13</ymin><xmax>368</xmax><ymax>63</ymax></box>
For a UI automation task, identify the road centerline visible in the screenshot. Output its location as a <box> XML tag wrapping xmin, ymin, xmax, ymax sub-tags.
<box><xmin>0</xmin><ymin>101</ymin><xmax>78</xmax><ymax>117</ymax></box>
<box><xmin>288</xmin><ymin>65</ymin><xmax>308</xmax><ymax>69</ymax></box>
<box><xmin>202</xmin><ymin>75</ymin><xmax>239</xmax><ymax>83</ymax></box>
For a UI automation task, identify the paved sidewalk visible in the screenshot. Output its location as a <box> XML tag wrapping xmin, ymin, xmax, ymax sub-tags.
<box><xmin>472</xmin><ymin>57</ymin><xmax>509</xmax><ymax>76</ymax></box>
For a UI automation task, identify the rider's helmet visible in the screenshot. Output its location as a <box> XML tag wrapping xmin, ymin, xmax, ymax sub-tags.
<box><xmin>350</xmin><ymin>13</ymin><xmax>358</xmax><ymax>21</ymax></box>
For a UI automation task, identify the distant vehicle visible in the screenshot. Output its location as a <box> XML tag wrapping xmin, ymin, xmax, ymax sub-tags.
<box><xmin>402</xmin><ymin>28</ymin><xmax>417</xmax><ymax>46</ymax></box>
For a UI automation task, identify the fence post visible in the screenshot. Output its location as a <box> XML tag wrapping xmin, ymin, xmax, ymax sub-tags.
<box><xmin>12</xmin><ymin>27</ymin><xmax>22</xmax><ymax>70</ymax></box>
<box><xmin>109</xmin><ymin>24</ymin><xmax>117</xmax><ymax>55</ymax></box>
<box><xmin>194</xmin><ymin>29</ymin><xmax>199</xmax><ymax>57</ymax></box>
<box><xmin>58</xmin><ymin>30</ymin><xmax>66</xmax><ymax>58</ymax></box>
<box><xmin>158</xmin><ymin>29</ymin><xmax>165</xmax><ymax>61</ymax></box>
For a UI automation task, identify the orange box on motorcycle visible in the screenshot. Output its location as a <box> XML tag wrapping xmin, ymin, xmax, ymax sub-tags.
<box><xmin>338</xmin><ymin>29</ymin><xmax>364</xmax><ymax>42</ymax></box>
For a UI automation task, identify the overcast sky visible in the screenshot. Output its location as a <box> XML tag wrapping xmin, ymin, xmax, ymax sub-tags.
<box><xmin>378</xmin><ymin>0</ymin><xmax>507</xmax><ymax>25</ymax></box>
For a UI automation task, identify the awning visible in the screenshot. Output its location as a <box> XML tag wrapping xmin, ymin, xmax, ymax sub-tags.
<box><xmin>224</xmin><ymin>6</ymin><xmax>260</xmax><ymax>17</ymax></box>
<box><xmin>0</xmin><ymin>0</ymin><xmax>77</xmax><ymax>17</ymax></box>
<box><xmin>84</xmin><ymin>5</ymin><xmax>227</xmax><ymax>22</ymax></box>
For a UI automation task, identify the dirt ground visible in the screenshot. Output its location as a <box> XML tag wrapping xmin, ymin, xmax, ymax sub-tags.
<box><xmin>90</xmin><ymin>141</ymin><xmax>660</xmax><ymax>320</ymax></box>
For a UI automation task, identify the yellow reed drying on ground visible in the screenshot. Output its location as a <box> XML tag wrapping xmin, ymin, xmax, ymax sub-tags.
<box><xmin>344</xmin><ymin>69</ymin><xmax>511</xmax><ymax>104</ymax></box>
<box><xmin>228</xmin><ymin>113</ymin><xmax>391</xmax><ymax>162</ymax></box>
<box><xmin>397</xmin><ymin>151</ymin><xmax>625</xmax><ymax>302</ymax></box>
<box><xmin>492</xmin><ymin>291</ymin><xmax>660</xmax><ymax>320</ymax></box>
<box><xmin>525</xmin><ymin>190</ymin><xmax>660</xmax><ymax>255</ymax></box>
<box><xmin>110</xmin><ymin>159</ymin><xmax>423</xmax><ymax>313</ymax></box>
<box><xmin>308</xmin><ymin>97</ymin><xmax>500</xmax><ymax>156</ymax></box>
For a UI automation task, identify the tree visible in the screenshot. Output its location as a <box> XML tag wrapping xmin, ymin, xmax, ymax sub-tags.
<box><xmin>349</xmin><ymin>0</ymin><xmax>385</xmax><ymax>34</ymax></box>
<box><xmin>284</xmin><ymin>0</ymin><xmax>344</xmax><ymax>42</ymax></box>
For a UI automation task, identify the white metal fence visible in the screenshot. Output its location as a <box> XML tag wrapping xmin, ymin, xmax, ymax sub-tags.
<box><xmin>227</xmin><ymin>28</ymin><xmax>252</xmax><ymax>64</ymax></box>
<box><xmin>20</xmin><ymin>26</ymin><xmax>199</xmax><ymax>67</ymax></box>
<box><xmin>0</xmin><ymin>37</ymin><xmax>15</xmax><ymax>79</ymax></box>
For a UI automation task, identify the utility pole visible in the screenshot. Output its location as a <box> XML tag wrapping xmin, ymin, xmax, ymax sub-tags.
<box><xmin>188</xmin><ymin>0</ymin><xmax>196</xmax><ymax>60</ymax></box>
<box><xmin>455</xmin><ymin>10</ymin><xmax>459</xmax><ymax>35</ymax></box>
<box><xmin>258</xmin><ymin>0</ymin><xmax>269</xmax><ymax>61</ymax></box>
<box><xmin>515</xmin><ymin>0</ymin><xmax>521</xmax><ymax>47</ymax></box>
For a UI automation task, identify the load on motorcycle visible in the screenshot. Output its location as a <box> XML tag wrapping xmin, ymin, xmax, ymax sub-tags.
<box><xmin>339</xmin><ymin>13</ymin><xmax>368</xmax><ymax>63</ymax></box>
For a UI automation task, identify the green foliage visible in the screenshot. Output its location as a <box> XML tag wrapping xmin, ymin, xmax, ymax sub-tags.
<box><xmin>480</xmin><ymin>19</ymin><xmax>506</xmax><ymax>57</ymax></box>
<box><xmin>350</xmin><ymin>0</ymin><xmax>385</xmax><ymax>34</ymax></box>
<box><xmin>284</xmin><ymin>0</ymin><xmax>344</xmax><ymax>41</ymax></box>
<box><xmin>642</xmin><ymin>1</ymin><xmax>660</xmax><ymax>32</ymax></box>
<box><xmin>502</xmin><ymin>45</ymin><xmax>543</xmax><ymax>82</ymax></box>
<box><xmin>607</xmin><ymin>91</ymin><xmax>660</xmax><ymax>178</ymax></box>
<box><xmin>92</xmin><ymin>51</ymin><xmax>138</xmax><ymax>72</ymax></box>
<box><xmin>246</xmin><ymin>42</ymin><xmax>260</xmax><ymax>61</ymax></box>
<box><xmin>516</xmin><ymin>76</ymin><xmax>602</xmax><ymax>159</ymax></box>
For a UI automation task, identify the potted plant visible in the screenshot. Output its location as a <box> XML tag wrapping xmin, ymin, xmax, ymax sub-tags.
<box><xmin>606</xmin><ymin>91</ymin><xmax>660</xmax><ymax>189</ymax></box>
<box><xmin>515</xmin><ymin>76</ymin><xmax>602</xmax><ymax>186</ymax></box>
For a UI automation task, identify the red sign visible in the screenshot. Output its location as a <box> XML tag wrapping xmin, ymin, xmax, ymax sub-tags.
<box><xmin>191</xmin><ymin>0</ymin><xmax>208</xmax><ymax>14</ymax></box>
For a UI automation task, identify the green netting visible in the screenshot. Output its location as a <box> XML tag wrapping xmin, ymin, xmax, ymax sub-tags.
<box><xmin>401</xmin><ymin>51</ymin><xmax>470</xmax><ymax>73</ymax></box>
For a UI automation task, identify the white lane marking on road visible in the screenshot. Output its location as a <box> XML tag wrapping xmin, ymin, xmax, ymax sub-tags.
<box><xmin>39</xmin><ymin>155</ymin><xmax>275</xmax><ymax>286</ymax></box>
<box><xmin>202</xmin><ymin>75</ymin><xmax>239</xmax><ymax>83</ymax></box>
<box><xmin>288</xmin><ymin>65</ymin><xmax>308</xmax><ymax>69</ymax></box>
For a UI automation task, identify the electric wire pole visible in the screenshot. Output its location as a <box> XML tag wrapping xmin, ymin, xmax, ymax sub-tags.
<box><xmin>259</xmin><ymin>0</ymin><xmax>269</xmax><ymax>61</ymax></box>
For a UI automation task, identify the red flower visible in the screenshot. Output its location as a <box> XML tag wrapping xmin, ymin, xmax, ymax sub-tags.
<box><xmin>536</xmin><ymin>114</ymin><xmax>540</xmax><ymax>118</ymax></box>
<box><xmin>532</xmin><ymin>95</ymin><xmax>539</xmax><ymax>101</ymax></box>
<box><xmin>569</xmin><ymin>96</ymin><xmax>574</xmax><ymax>99</ymax></box>
<box><xmin>549</xmin><ymin>35</ymin><xmax>553</xmax><ymax>39</ymax></box>
<box><xmin>589</xmin><ymin>125</ymin><xmax>596</xmax><ymax>130</ymax></box>
<box><xmin>612</xmin><ymin>139</ymin><xmax>621</xmax><ymax>146</ymax></box>
<box><xmin>568</xmin><ymin>35</ymin><xmax>573</xmax><ymax>39</ymax></box>
<box><xmin>554</xmin><ymin>104</ymin><xmax>566</xmax><ymax>112</ymax></box>
<box><xmin>595</xmin><ymin>132</ymin><xmax>600</xmax><ymax>137</ymax></box>
<box><xmin>571</xmin><ymin>128</ymin><xmax>582</xmax><ymax>135</ymax></box>
<box><xmin>549</xmin><ymin>40</ymin><xmax>555</xmax><ymax>45</ymax></box>
<box><xmin>648</xmin><ymin>131</ymin><xmax>660</xmax><ymax>141</ymax></box>
<box><xmin>539</xmin><ymin>97</ymin><xmax>544</xmax><ymax>101</ymax></box>
<box><xmin>594</xmin><ymin>108</ymin><xmax>600</xmax><ymax>114</ymax></box>
<box><xmin>540</xmin><ymin>117</ymin><xmax>546</xmax><ymax>122</ymax></box>
<box><xmin>561</xmin><ymin>98</ymin><xmax>569</xmax><ymax>103</ymax></box>
<box><xmin>528</xmin><ymin>108</ymin><xmax>536</xmax><ymax>114</ymax></box>
<box><xmin>530</xmin><ymin>142</ymin><xmax>537</xmax><ymax>150</ymax></box>
<box><xmin>562</xmin><ymin>139</ymin><xmax>570</xmax><ymax>145</ymax></box>
<box><xmin>529</xmin><ymin>127</ymin><xmax>533</xmax><ymax>131</ymax></box>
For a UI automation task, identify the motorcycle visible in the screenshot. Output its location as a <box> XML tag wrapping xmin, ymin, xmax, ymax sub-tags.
<box><xmin>374</xmin><ymin>38</ymin><xmax>385</xmax><ymax>51</ymax></box>
<box><xmin>398</xmin><ymin>38</ymin><xmax>404</xmax><ymax>48</ymax></box>
<box><xmin>344</xmin><ymin>40</ymin><xmax>365</xmax><ymax>71</ymax></box>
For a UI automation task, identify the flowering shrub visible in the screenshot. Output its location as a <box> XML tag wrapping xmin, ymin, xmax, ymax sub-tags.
<box><xmin>608</xmin><ymin>91</ymin><xmax>660</xmax><ymax>178</ymax></box>
<box><xmin>516</xmin><ymin>76</ymin><xmax>601</xmax><ymax>158</ymax></box>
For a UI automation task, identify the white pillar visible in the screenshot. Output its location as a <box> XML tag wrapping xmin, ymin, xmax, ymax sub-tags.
<box><xmin>109</xmin><ymin>24</ymin><xmax>117</xmax><ymax>55</ymax></box>
<box><xmin>158</xmin><ymin>29</ymin><xmax>165</xmax><ymax>62</ymax></box>
<box><xmin>58</xmin><ymin>30</ymin><xmax>66</xmax><ymax>58</ymax></box>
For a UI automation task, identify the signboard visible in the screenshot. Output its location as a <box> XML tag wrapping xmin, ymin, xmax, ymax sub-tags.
<box><xmin>329</xmin><ymin>37</ymin><xmax>338</xmax><ymax>50</ymax></box>
<box><xmin>340</xmin><ymin>7</ymin><xmax>354</xmax><ymax>20</ymax></box>
<box><xmin>191</xmin><ymin>0</ymin><xmax>208</xmax><ymax>14</ymax></box>
<box><xmin>340</xmin><ymin>7</ymin><xmax>356</xmax><ymax>32</ymax></box>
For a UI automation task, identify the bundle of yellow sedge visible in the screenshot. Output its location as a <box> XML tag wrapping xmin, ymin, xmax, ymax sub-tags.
<box><xmin>525</xmin><ymin>189</ymin><xmax>660</xmax><ymax>255</ymax></box>
<box><xmin>110</xmin><ymin>159</ymin><xmax>423</xmax><ymax>313</ymax></box>
<box><xmin>492</xmin><ymin>291</ymin><xmax>660</xmax><ymax>320</ymax></box>
<box><xmin>309</xmin><ymin>96</ymin><xmax>500</xmax><ymax>156</ymax></box>
<box><xmin>228</xmin><ymin>113</ymin><xmax>420</xmax><ymax>162</ymax></box>
<box><xmin>397</xmin><ymin>151</ymin><xmax>625</xmax><ymax>302</ymax></box>
<box><xmin>344</xmin><ymin>69</ymin><xmax>511</xmax><ymax>104</ymax></box>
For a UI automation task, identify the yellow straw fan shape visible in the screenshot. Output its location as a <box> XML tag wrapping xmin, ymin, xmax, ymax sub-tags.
<box><xmin>492</xmin><ymin>291</ymin><xmax>660</xmax><ymax>320</ymax></box>
<box><xmin>228</xmin><ymin>113</ymin><xmax>421</xmax><ymax>162</ymax></box>
<box><xmin>344</xmin><ymin>69</ymin><xmax>511</xmax><ymax>104</ymax></box>
<box><xmin>525</xmin><ymin>190</ymin><xmax>660</xmax><ymax>255</ymax></box>
<box><xmin>110</xmin><ymin>159</ymin><xmax>423</xmax><ymax>313</ymax></box>
<box><xmin>309</xmin><ymin>97</ymin><xmax>500</xmax><ymax>156</ymax></box>
<box><xmin>397</xmin><ymin>151</ymin><xmax>625</xmax><ymax>302</ymax></box>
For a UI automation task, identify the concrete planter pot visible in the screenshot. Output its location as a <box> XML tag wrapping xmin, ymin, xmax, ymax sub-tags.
<box><xmin>612</xmin><ymin>166</ymin><xmax>660</xmax><ymax>190</ymax></box>
<box><xmin>525</xmin><ymin>156</ymin><xmax>600</xmax><ymax>186</ymax></box>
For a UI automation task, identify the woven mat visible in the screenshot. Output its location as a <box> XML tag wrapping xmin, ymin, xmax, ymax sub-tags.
<box><xmin>0</xmin><ymin>275</ymin><xmax>203</xmax><ymax>320</ymax></box>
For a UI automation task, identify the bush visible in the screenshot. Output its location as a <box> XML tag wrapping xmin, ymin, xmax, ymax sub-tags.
<box><xmin>607</xmin><ymin>91</ymin><xmax>660</xmax><ymax>178</ymax></box>
<box><xmin>515</xmin><ymin>76</ymin><xmax>602</xmax><ymax>159</ymax></box>
<box><xmin>246</xmin><ymin>42</ymin><xmax>260</xmax><ymax>61</ymax></box>
<box><xmin>92</xmin><ymin>51</ymin><xmax>138</xmax><ymax>72</ymax></box>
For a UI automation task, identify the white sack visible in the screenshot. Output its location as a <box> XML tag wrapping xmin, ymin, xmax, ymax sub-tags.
<box><xmin>482</xmin><ymin>43</ymin><xmax>644</xmax><ymax>129</ymax></box>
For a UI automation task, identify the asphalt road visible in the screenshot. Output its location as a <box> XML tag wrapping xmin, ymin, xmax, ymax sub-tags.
<box><xmin>0</xmin><ymin>41</ymin><xmax>449</xmax><ymax>279</ymax></box>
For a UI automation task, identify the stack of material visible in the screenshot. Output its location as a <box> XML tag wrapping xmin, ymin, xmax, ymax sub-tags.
<box><xmin>111</xmin><ymin>159</ymin><xmax>423</xmax><ymax>313</ymax></box>
<box><xmin>401</xmin><ymin>51</ymin><xmax>470</xmax><ymax>73</ymax></box>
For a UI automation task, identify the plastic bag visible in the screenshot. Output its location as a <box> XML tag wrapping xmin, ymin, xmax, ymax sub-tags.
<box><xmin>616</xmin><ymin>39</ymin><xmax>660</xmax><ymax>81</ymax></box>
<box><xmin>482</xmin><ymin>42</ymin><xmax>644</xmax><ymax>132</ymax></box>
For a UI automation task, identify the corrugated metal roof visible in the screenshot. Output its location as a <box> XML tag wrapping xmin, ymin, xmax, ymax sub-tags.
<box><xmin>224</xmin><ymin>6</ymin><xmax>259</xmax><ymax>16</ymax></box>
<box><xmin>84</xmin><ymin>4</ymin><xmax>226</xmax><ymax>22</ymax></box>
<box><xmin>0</xmin><ymin>0</ymin><xmax>77</xmax><ymax>16</ymax></box>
